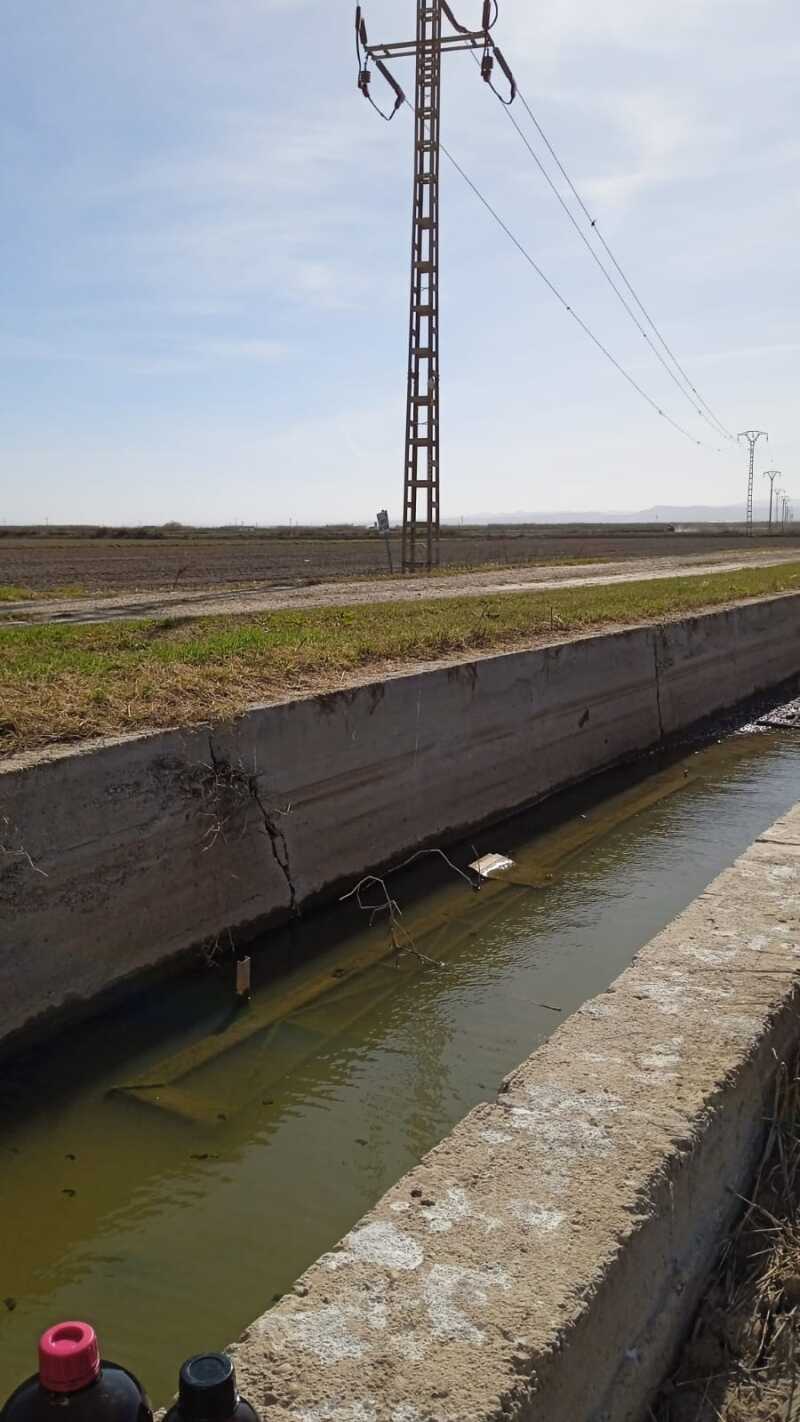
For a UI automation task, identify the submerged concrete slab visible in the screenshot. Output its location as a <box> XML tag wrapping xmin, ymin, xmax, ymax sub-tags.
<box><xmin>230</xmin><ymin>803</ymin><xmax>800</xmax><ymax>1422</ymax></box>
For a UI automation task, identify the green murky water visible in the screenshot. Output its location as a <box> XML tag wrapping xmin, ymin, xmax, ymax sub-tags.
<box><xmin>3</xmin><ymin>726</ymin><xmax>800</xmax><ymax>1401</ymax></box>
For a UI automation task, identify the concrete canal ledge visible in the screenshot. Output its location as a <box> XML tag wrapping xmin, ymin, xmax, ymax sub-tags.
<box><xmin>230</xmin><ymin>806</ymin><xmax>800</xmax><ymax>1422</ymax></box>
<box><xmin>2</xmin><ymin>591</ymin><xmax>800</xmax><ymax>1054</ymax></box>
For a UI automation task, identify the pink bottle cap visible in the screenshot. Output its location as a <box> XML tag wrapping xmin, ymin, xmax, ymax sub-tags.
<box><xmin>39</xmin><ymin>1322</ymin><xmax>101</xmax><ymax>1394</ymax></box>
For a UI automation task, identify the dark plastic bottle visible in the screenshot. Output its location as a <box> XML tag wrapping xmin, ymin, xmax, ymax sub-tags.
<box><xmin>163</xmin><ymin>1355</ymin><xmax>258</xmax><ymax>1422</ymax></box>
<box><xmin>1</xmin><ymin>1322</ymin><xmax>153</xmax><ymax>1422</ymax></box>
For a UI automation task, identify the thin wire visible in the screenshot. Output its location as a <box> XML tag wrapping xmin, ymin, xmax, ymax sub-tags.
<box><xmin>434</xmin><ymin>122</ymin><xmax>724</xmax><ymax>451</ymax></box>
<box><xmin>512</xmin><ymin>81</ymin><xmax>736</xmax><ymax>442</ymax></box>
<box><xmin>470</xmin><ymin>51</ymin><xmax>732</xmax><ymax>442</ymax></box>
<box><xmin>499</xmin><ymin>91</ymin><xmax>728</xmax><ymax>438</ymax></box>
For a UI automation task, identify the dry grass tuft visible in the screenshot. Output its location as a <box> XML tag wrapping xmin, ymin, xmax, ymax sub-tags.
<box><xmin>655</xmin><ymin>1057</ymin><xmax>800</xmax><ymax>1422</ymax></box>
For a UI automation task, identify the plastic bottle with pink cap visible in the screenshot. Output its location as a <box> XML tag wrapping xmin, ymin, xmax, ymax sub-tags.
<box><xmin>0</xmin><ymin>1322</ymin><xmax>153</xmax><ymax>1422</ymax></box>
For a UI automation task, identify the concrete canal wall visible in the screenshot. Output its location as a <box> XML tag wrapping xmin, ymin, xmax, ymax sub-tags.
<box><xmin>230</xmin><ymin>803</ymin><xmax>800</xmax><ymax>1422</ymax></box>
<box><xmin>1</xmin><ymin>591</ymin><xmax>800</xmax><ymax>1053</ymax></box>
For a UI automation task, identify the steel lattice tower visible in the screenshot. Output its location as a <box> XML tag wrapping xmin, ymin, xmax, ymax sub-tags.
<box><xmin>738</xmin><ymin>429</ymin><xmax>767</xmax><ymax>536</ymax></box>
<box><xmin>355</xmin><ymin>3</ymin><xmax>515</xmax><ymax>572</ymax></box>
<box><xmin>763</xmin><ymin>469</ymin><xmax>781</xmax><ymax>534</ymax></box>
<box><xmin>403</xmin><ymin>3</ymin><xmax>442</xmax><ymax>573</ymax></box>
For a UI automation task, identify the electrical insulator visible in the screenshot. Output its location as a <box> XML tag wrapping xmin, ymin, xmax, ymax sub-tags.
<box><xmin>481</xmin><ymin>53</ymin><xmax>494</xmax><ymax>83</ymax></box>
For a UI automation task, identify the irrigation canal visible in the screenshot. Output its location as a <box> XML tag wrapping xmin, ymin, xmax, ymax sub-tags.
<box><xmin>3</xmin><ymin>715</ymin><xmax>800</xmax><ymax>1399</ymax></box>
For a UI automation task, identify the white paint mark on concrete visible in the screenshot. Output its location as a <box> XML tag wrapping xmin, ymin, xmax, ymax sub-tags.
<box><xmin>769</xmin><ymin>864</ymin><xmax>800</xmax><ymax>883</ymax></box>
<box><xmin>389</xmin><ymin>1334</ymin><xmax>426</xmax><ymax>1363</ymax></box>
<box><xmin>507</xmin><ymin>1083</ymin><xmax>622</xmax><ymax>1161</ymax></box>
<box><xmin>635</xmin><ymin>979</ymin><xmax>687</xmax><ymax>1015</ymax></box>
<box><xmin>510</xmin><ymin>1201</ymin><xmax>565</xmax><ymax>1233</ymax></box>
<box><xmin>284</xmin><ymin>1306</ymin><xmax>366</xmax><ymax>1363</ymax></box>
<box><xmin>347</xmin><ymin>1222</ymin><xmax>424</xmax><ymax>1272</ymax></box>
<box><xmin>637</xmin><ymin>1039</ymin><xmax>683</xmax><ymax>1079</ymax></box>
<box><xmin>723</xmin><ymin>1014</ymin><xmax>762</xmax><ymax>1038</ymax></box>
<box><xmin>580</xmin><ymin>1000</ymin><xmax>613</xmax><ymax>1019</ymax></box>
<box><xmin>423</xmin><ymin>1186</ymin><xmax>470</xmax><ymax>1234</ymax></box>
<box><xmin>323</xmin><ymin>1252</ymin><xmax>354</xmax><ymax>1273</ymax></box>
<box><xmin>422</xmin><ymin>1186</ymin><xmax>500</xmax><ymax>1235</ymax></box>
<box><xmin>637</xmin><ymin>975</ymin><xmax>734</xmax><ymax>1015</ymax></box>
<box><xmin>363</xmin><ymin>1282</ymin><xmax>388</xmax><ymax>1333</ymax></box>
<box><xmin>481</xmin><ymin>1128</ymin><xmax>512</xmax><ymax>1146</ymax></box>
<box><xmin>294</xmin><ymin>1402</ymin><xmax>377</xmax><ymax>1422</ymax></box>
<box><xmin>683</xmin><ymin>946</ymin><xmax>737</xmax><ymax>966</ymax></box>
<box><xmin>366</xmin><ymin>1303</ymin><xmax>387</xmax><ymax>1333</ymax></box>
<box><xmin>422</xmin><ymin>1263</ymin><xmax>510</xmax><ymax>1343</ymax></box>
<box><xmin>639</xmin><ymin>1055</ymin><xmax>679</xmax><ymax>1073</ymax></box>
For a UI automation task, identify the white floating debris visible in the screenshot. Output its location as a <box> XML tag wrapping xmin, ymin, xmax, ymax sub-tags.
<box><xmin>469</xmin><ymin>853</ymin><xmax>515</xmax><ymax>880</ymax></box>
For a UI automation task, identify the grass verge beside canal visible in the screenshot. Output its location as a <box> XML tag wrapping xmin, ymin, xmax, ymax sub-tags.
<box><xmin>0</xmin><ymin>585</ymin><xmax>35</xmax><ymax>602</ymax></box>
<box><xmin>0</xmin><ymin>583</ymin><xmax>87</xmax><ymax>602</ymax></box>
<box><xmin>2</xmin><ymin>561</ymin><xmax>800</xmax><ymax>755</ymax></box>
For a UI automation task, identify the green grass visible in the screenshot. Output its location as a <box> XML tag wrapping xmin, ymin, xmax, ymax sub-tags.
<box><xmin>0</xmin><ymin>585</ymin><xmax>35</xmax><ymax>602</ymax></box>
<box><xmin>2</xmin><ymin>561</ymin><xmax>800</xmax><ymax>755</ymax></box>
<box><xmin>0</xmin><ymin>583</ymin><xmax>87</xmax><ymax>605</ymax></box>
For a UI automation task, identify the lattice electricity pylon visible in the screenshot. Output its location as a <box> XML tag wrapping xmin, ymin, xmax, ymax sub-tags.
<box><xmin>354</xmin><ymin>2</ymin><xmax>516</xmax><ymax>572</ymax></box>
<box><xmin>763</xmin><ymin>469</ymin><xmax>781</xmax><ymax>534</ymax></box>
<box><xmin>738</xmin><ymin>429</ymin><xmax>768</xmax><ymax>536</ymax></box>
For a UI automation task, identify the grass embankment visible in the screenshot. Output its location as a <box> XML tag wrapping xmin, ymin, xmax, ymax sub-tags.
<box><xmin>2</xmin><ymin>561</ymin><xmax>799</xmax><ymax>756</ymax></box>
<box><xmin>0</xmin><ymin>586</ymin><xmax>34</xmax><ymax>602</ymax></box>
<box><xmin>0</xmin><ymin>584</ymin><xmax>86</xmax><ymax>602</ymax></box>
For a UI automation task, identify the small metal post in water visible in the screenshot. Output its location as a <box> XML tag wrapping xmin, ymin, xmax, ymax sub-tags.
<box><xmin>236</xmin><ymin>956</ymin><xmax>252</xmax><ymax>1001</ymax></box>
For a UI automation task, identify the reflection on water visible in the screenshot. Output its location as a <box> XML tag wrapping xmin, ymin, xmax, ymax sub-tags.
<box><xmin>2</xmin><ymin>729</ymin><xmax>800</xmax><ymax>1401</ymax></box>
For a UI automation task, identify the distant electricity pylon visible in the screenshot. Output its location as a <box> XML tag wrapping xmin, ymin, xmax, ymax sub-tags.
<box><xmin>354</xmin><ymin>2</ymin><xmax>516</xmax><ymax>572</ymax></box>
<box><xmin>738</xmin><ymin>430</ymin><xmax>768</xmax><ymax>536</ymax></box>
<box><xmin>763</xmin><ymin>470</ymin><xmax>781</xmax><ymax>534</ymax></box>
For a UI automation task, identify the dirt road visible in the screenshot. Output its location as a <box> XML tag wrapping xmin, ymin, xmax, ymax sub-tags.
<box><xmin>3</xmin><ymin>548</ymin><xmax>800</xmax><ymax>627</ymax></box>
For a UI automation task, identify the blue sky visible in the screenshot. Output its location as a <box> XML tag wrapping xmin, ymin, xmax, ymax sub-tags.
<box><xmin>2</xmin><ymin>0</ymin><xmax>798</xmax><ymax>524</ymax></box>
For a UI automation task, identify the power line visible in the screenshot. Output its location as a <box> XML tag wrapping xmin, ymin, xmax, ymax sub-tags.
<box><xmin>435</xmin><ymin>127</ymin><xmax>725</xmax><ymax>451</ymax></box>
<box><xmin>492</xmin><ymin>89</ymin><xmax>733</xmax><ymax>444</ymax></box>
<box><xmin>508</xmin><ymin>81</ymin><xmax>736</xmax><ymax>443</ymax></box>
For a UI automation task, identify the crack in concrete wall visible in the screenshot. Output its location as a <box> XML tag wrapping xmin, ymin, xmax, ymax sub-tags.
<box><xmin>207</xmin><ymin>731</ymin><xmax>298</xmax><ymax>917</ymax></box>
<box><xmin>652</xmin><ymin>628</ymin><xmax>665</xmax><ymax>740</ymax></box>
<box><xmin>250</xmin><ymin>779</ymin><xmax>298</xmax><ymax>917</ymax></box>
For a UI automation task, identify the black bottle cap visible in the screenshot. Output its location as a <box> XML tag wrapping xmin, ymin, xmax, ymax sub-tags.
<box><xmin>178</xmin><ymin>1354</ymin><xmax>238</xmax><ymax>1422</ymax></box>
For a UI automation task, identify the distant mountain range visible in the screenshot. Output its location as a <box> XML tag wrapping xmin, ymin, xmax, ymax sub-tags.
<box><xmin>452</xmin><ymin>503</ymin><xmax>773</xmax><ymax>525</ymax></box>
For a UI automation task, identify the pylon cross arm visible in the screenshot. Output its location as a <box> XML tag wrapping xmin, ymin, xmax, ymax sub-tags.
<box><xmin>366</xmin><ymin>32</ymin><xmax>485</xmax><ymax>58</ymax></box>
